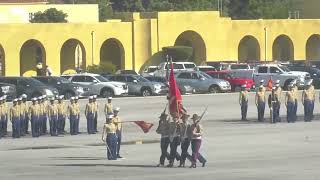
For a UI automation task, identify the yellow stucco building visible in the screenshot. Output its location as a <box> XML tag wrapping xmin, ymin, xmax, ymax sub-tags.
<box><xmin>1</xmin><ymin>4</ymin><xmax>320</xmax><ymax>76</ymax></box>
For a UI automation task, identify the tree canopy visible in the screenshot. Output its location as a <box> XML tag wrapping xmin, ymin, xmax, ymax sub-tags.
<box><xmin>30</xmin><ymin>8</ymin><xmax>68</xmax><ymax>23</ymax></box>
<box><xmin>49</xmin><ymin>0</ymin><xmax>299</xmax><ymax>20</ymax></box>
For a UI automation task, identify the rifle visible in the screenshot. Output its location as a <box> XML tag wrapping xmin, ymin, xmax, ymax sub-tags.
<box><xmin>196</xmin><ymin>106</ymin><xmax>208</xmax><ymax>124</ymax></box>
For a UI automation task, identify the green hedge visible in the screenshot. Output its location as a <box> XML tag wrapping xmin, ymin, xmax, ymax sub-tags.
<box><xmin>86</xmin><ymin>62</ymin><xmax>116</xmax><ymax>74</ymax></box>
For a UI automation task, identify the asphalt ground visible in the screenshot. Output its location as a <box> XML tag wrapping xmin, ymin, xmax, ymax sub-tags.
<box><xmin>1</xmin><ymin>92</ymin><xmax>320</xmax><ymax>180</ymax></box>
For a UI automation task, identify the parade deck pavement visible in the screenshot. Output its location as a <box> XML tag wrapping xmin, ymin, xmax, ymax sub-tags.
<box><xmin>1</xmin><ymin>93</ymin><xmax>320</xmax><ymax>180</ymax></box>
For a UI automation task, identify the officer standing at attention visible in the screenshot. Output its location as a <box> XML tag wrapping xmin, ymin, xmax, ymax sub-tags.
<box><xmin>29</xmin><ymin>98</ymin><xmax>40</xmax><ymax>137</ymax></box>
<box><xmin>2</xmin><ymin>96</ymin><xmax>8</xmax><ymax>136</ymax></box>
<box><xmin>85</xmin><ymin>96</ymin><xmax>95</xmax><ymax>134</ymax></box>
<box><xmin>48</xmin><ymin>98</ymin><xmax>58</xmax><ymax>136</ymax></box>
<box><xmin>104</xmin><ymin>97</ymin><xmax>113</xmax><ymax>116</ymax></box>
<box><xmin>275</xmin><ymin>80</ymin><xmax>282</xmax><ymax>122</ymax></box>
<box><xmin>190</xmin><ymin>114</ymin><xmax>206</xmax><ymax>168</ymax></box>
<box><xmin>68</xmin><ymin>97</ymin><xmax>79</xmax><ymax>135</ymax></box>
<box><xmin>268</xmin><ymin>87</ymin><xmax>280</xmax><ymax>123</ymax></box>
<box><xmin>156</xmin><ymin>112</ymin><xmax>170</xmax><ymax>167</ymax></box>
<box><xmin>167</xmin><ymin>114</ymin><xmax>181</xmax><ymax>167</ymax></box>
<box><xmin>74</xmin><ymin>96</ymin><xmax>80</xmax><ymax>134</ymax></box>
<box><xmin>10</xmin><ymin>99</ymin><xmax>21</xmax><ymax>138</ymax></box>
<box><xmin>112</xmin><ymin>107</ymin><xmax>123</xmax><ymax>158</ymax></box>
<box><xmin>302</xmin><ymin>80</ymin><xmax>315</xmax><ymax>122</ymax></box>
<box><xmin>17</xmin><ymin>97</ymin><xmax>25</xmax><ymax>136</ymax></box>
<box><xmin>102</xmin><ymin>114</ymin><xmax>118</xmax><ymax>160</ymax></box>
<box><xmin>57</xmin><ymin>95</ymin><xmax>66</xmax><ymax>134</ymax></box>
<box><xmin>285</xmin><ymin>84</ymin><xmax>296</xmax><ymax>123</ymax></box>
<box><xmin>255</xmin><ymin>85</ymin><xmax>266</xmax><ymax>122</ymax></box>
<box><xmin>21</xmin><ymin>94</ymin><xmax>29</xmax><ymax>134</ymax></box>
<box><xmin>239</xmin><ymin>84</ymin><xmax>248</xmax><ymax>121</ymax></box>
<box><xmin>93</xmin><ymin>95</ymin><xmax>99</xmax><ymax>133</ymax></box>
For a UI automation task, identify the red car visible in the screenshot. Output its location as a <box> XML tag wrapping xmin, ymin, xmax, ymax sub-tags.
<box><xmin>206</xmin><ymin>70</ymin><xmax>255</xmax><ymax>91</ymax></box>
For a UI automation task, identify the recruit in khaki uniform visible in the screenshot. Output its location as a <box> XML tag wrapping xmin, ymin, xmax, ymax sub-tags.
<box><xmin>112</xmin><ymin>107</ymin><xmax>123</xmax><ymax>158</ymax></box>
<box><xmin>285</xmin><ymin>84</ymin><xmax>296</xmax><ymax>123</ymax></box>
<box><xmin>2</xmin><ymin>97</ymin><xmax>8</xmax><ymax>136</ymax></box>
<box><xmin>156</xmin><ymin>113</ymin><xmax>170</xmax><ymax>167</ymax></box>
<box><xmin>10</xmin><ymin>99</ymin><xmax>21</xmax><ymax>138</ymax></box>
<box><xmin>85</xmin><ymin>96</ymin><xmax>96</xmax><ymax>134</ymax></box>
<box><xmin>268</xmin><ymin>87</ymin><xmax>280</xmax><ymax>123</ymax></box>
<box><xmin>21</xmin><ymin>94</ymin><xmax>30</xmax><ymax>134</ymax></box>
<box><xmin>0</xmin><ymin>97</ymin><xmax>4</xmax><ymax>138</ymax></box>
<box><xmin>29</xmin><ymin>98</ymin><xmax>40</xmax><ymax>137</ymax></box>
<box><xmin>275</xmin><ymin>80</ymin><xmax>282</xmax><ymax>122</ymax></box>
<box><xmin>18</xmin><ymin>97</ymin><xmax>26</xmax><ymax>136</ymax></box>
<box><xmin>102</xmin><ymin>114</ymin><xmax>117</xmax><ymax>160</ymax></box>
<box><xmin>68</xmin><ymin>97</ymin><xmax>80</xmax><ymax>135</ymax></box>
<box><xmin>74</xmin><ymin>96</ymin><xmax>80</xmax><ymax>134</ymax></box>
<box><xmin>93</xmin><ymin>95</ymin><xmax>99</xmax><ymax>133</ymax></box>
<box><xmin>190</xmin><ymin>114</ymin><xmax>206</xmax><ymax>168</ymax></box>
<box><xmin>104</xmin><ymin>97</ymin><xmax>113</xmax><ymax>117</ymax></box>
<box><xmin>292</xmin><ymin>81</ymin><xmax>299</xmax><ymax>122</ymax></box>
<box><xmin>239</xmin><ymin>84</ymin><xmax>248</xmax><ymax>121</ymax></box>
<box><xmin>302</xmin><ymin>80</ymin><xmax>315</xmax><ymax>122</ymax></box>
<box><xmin>37</xmin><ymin>97</ymin><xmax>44</xmax><ymax>135</ymax></box>
<box><xmin>48</xmin><ymin>98</ymin><xmax>59</xmax><ymax>136</ymax></box>
<box><xmin>41</xmin><ymin>96</ymin><xmax>49</xmax><ymax>134</ymax></box>
<box><xmin>57</xmin><ymin>96</ymin><xmax>66</xmax><ymax>134</ymax></box>
<box><xmin>255</xmin><ymin>85</ymin><xmax>266</xmax><ymax>122</ymax></box>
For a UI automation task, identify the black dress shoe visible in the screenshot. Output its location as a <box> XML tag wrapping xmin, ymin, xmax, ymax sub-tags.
<box><xmin>166</xmin><ymin>163</ymin><xmax>173</xmax><ymax>168</ymax></box>
<box><xmin>202</xmin><ymin>161</ymin><xmax>206</xmax><ymax>167</ymax></box>
<box><xmin>189</xmin><ymin>164</ymin><xmax>196</xmax><ymax>168</ymax></box>
<box><xmin>117</xmin><ymin>155</ymin><xmax>123</xmax><ymax>158</ymax></box>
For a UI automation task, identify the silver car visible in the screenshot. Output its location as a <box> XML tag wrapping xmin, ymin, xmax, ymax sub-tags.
<box><xmin>108</xmin><ymin>74</ymin><xmax>167</xmax><ymax>96</ymax></box>
<box><xmin>175</xmin><ymin>71</ymin><xmax>231</xmax><ymax>93</ymax></box>
<box><xmin>62</xmin><ymin>73</ymin><xmax>128</xmax><ymax>97</ymax></box>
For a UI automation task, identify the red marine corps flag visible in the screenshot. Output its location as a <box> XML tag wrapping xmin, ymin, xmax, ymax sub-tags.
<box><xmin>267</xmin><ymin>76</ymin><xmax>273</xmax><ymax>91</ymax></box>
<box><xmin>133</xmin><ymin>121</ymin><xmax>154</xmax><ymax>133</ymax></box>
<box><xmin>168</xmin><ymin>59</ymin><xmax>186</xmax><ymax>118</ymax></box>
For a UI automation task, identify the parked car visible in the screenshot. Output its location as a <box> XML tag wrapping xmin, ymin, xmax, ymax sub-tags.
<box><xmin>115</xmin><ymin>70</ymin><xmax>138</xmax><ymax>75</ymax></box>
<box><xmin>61</xmin><ymin>73</ymin><xmax>128</xmax><ymax>97</ymax></box>
<box><xmin>108</xmin><ymin>74</ymin><xmax>167</xmax><ymax>96</ymax></box>
<box><xmin>206</xmin><ymin>70</ymin><xmax>255</xmax><ymax>91</ymax></box>
<box><xmin>207</xmin><ymin>62</ymin><xmax>252</xmax><ymax>71</ymax></box>
<box><xmin>0</xmin><ymin>77</ymin><xmax>59</xmax><ymax>99</ymax></box>
<box><xmin>0</xmin><ymin>83</ymin><xmax>16</xmax><ymax>100</ymax></box>
<box><xmin>153</xmin><ymin>62</ymin><xmax>197</xmax><ymax>77</ymax></box>
<box><xmin>33</xmin><ymin>76</ymin><xmax>90</xmax><ymax>99</ymax></box>
<box><xmin>144</xmin><ymin>76</ymin><xmax>195</xmax><ymax>95</ymax></box>
<box><xmin>253</xmin><ymin>64</ymin><xmax>310</xmax><ymax>90</ymax></box>
<box><xmin>141</xmin><ymin>66</ymin><xmax>158</xmax><ymax>77</ymax></box>
<box><xmin>175</xmin><ymin>71</ymin><xmax>231</xmax><ymax>93</ymax></box>
<box><xmin>197</xmin><ymin>66</ymin><xmax>217</xmax><ymax>72</ymax></box>
<box><xmin>286</xmin><ymin>65</ymin><xmax>320</xmax><ymax>89</ymax></box>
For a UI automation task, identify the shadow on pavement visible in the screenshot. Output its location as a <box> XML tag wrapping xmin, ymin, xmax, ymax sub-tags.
<box><xmin>49</xmin><ymin>163</ymin><xmax>157</xmax><ymax>168</ymax></box>
<box><xmin>50</xmin><ymin>157</ymin><xmax>105</xmax><ymax>161</ymax></box>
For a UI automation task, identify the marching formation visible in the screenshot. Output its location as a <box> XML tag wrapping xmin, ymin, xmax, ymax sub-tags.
<box><xmin>239</xmin><ymin>79</ymin><xmax>316</xmax><ymax>123</ymax></box>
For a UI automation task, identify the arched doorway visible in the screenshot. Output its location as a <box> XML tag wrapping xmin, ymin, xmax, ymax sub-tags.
<box><xmin>0</xmin><ymin>44</ymin><xmax>4</xmax><ymax>76</ymax></box>
<box><xmin>20</xmin><ymin>39</ymin><xmax>46</xmax><ymax>77</ymax></box>
<box><xmin>272</xmin><ymin>35</ymin><xmax>294</xmax><ymax>62</ymax></box>
<box><xmin>100</xmin><ymin>38</ymin><xmax>125</xmax><ymax>70</ymax></box>
<box><xmin>238</xmin><ymin>36</ymin><xmax>261</xmax><ymax>62</ymax></box>
<box><xmin>306</xmin><ymin>34</ymin><xmax>320</xmax><ymax>61</ymax></box>
<box><xmin>60</xmin><ymin>39</ymin><xmax>86</xmax><ymax>74</ymax></box>
<box><xmin>174</xmin><ymin>30</ymin><xmax>206</xmax><ymax>65</ymax></box>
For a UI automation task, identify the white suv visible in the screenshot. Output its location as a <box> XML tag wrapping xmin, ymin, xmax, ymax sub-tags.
<box><xmin>62</xmin><ymin>73</ymin><xmax>128</xmax><ymax>97</ymax></box>
<box><xmin>153</xmin><ymin>62</ymin><xmax>197</xmax><ymax>77</ymax></box>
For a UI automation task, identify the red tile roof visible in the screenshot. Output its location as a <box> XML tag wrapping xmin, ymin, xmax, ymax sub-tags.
<box><xmin>0</xmin><ymin>0</ymin><xmax>47</xmax><ymax>3</ymax></box>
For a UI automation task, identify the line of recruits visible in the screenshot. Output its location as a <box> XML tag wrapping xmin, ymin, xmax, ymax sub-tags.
<box><xmin>156</xmin><ymin>112</ymin><xmax>207</xmax><ymax>168</ymax></box>
<box><xmin>239</xmin><ymin>79</ymin><xmax>315</xmax><ymax>123</ymax></box>
<box><xmin>0</xmin><ymin>94</ymin><xmax>122</xmax><ymax>143</ymax></box>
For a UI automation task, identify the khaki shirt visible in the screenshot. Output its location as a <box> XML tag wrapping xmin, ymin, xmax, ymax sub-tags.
<box><xmin>10</xmin><ymin>105</ymin><xmax>21</xmax><ymax>119</ymax></box>
<box><xmin>85</xmin><ymin>103</ymin><xmax>95</xmax><ymax>115</ymax></box>
<box><xmin>20</xmin><ymin>102</ymin><xmax>28</xmax><ymax>115</ymax></box>
<box><xmin>93</xmin><ymin>101</ymin><xmax>98</xmax><ymax>113</ymax></box>
<box><xmin>293</xmin><ymin>86</ymin><xmax>299</xmax><ymax>100</ymax></box>
<box><xmin>285</xmin><ymin>90</ymin><xmax>295</xmax><ymax>105</ymax></box>
<box><xmin>302</xmin><ymin>88</ymin><xmax>315</xmax><ymax>101</ymax></box>
<box><xmin>239</xmin><ymin>90</ymin><xmax>248</xmax><ymax>104</ymax></box>
<box><xmin>68</xmin><ymin>103</ymin><xmax>80</xmax><ymax>116</ymax></box>
<box><xmin>255</xmin><ymin>91</ymin><xmax>265</xmax><ymax>104</ymax></box>
<box><xmin>0</xmin><ymin>103</ymin><xmax>8</xmax><ymax>116</ymax></box>
<box><xmin>104</xmin><ymin>123</ymin><xmax>116</xmax><ymax>134</ymax></box>
<box><xmin>104</xmin><ymin>103</ymin><xmax>113</xmax><ymax>115</ymax></box>
<box><xmin>48</xmin><ymin>103</ymin><xmax>58</xmax><ymax>117</ymax></box>
<box><xmin>57</xmin><ymin>102</ymin><xmax>66</xmax><ymax>116</ymax></box>
<box><xmin>169</xmin><ymin>121</ymin><xmax>181</xmax><ymax>138</ymax></box>
<box><xmin>29</xmin><ymin>104</ymin><xmax>40</xmax><ymax>117</ymax></box>
<box><xmin>112</xmin><ymin>116</ymin><xmax>122</xmax><ymax>131</ymax></box>
<box><xmin>180</xmin><ymin>122</ymin><xmax>192</xmax><ymax>140</ymax></box>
